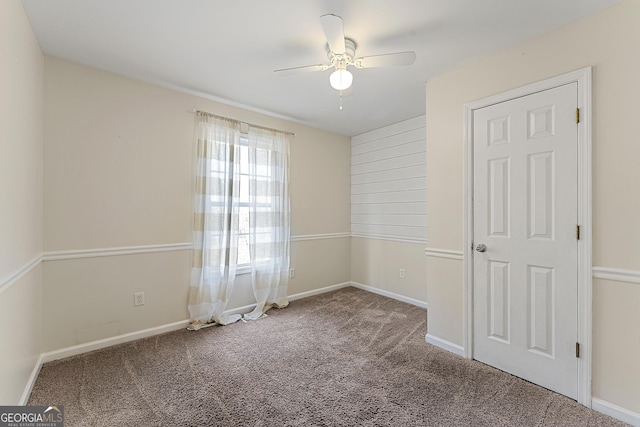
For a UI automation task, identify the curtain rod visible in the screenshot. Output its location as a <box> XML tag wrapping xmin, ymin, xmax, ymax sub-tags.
<box><xmin>191</xmin><ymin>109</ymin><xmax>295</xmax><ymax>136</ymax></box>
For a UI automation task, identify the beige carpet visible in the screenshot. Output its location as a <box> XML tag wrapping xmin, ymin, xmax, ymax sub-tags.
<box><xmin>29</xmin><ymin>287</ymin><xmax>627</xmax><ymax>426</ymax></box>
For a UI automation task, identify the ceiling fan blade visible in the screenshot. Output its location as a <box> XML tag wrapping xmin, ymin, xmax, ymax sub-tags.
<box><xmin>354</xmin><ymin>51</ymin><xmax>417</xmax><ymax>68</ymax></box>
<box><xmin>273</xmin><ymin>64</ymin><xmax>329</xmax><ymax>76</ymax></box>
<box><xmin>320</xmin><ymin>14</ymin><xmax>346</xmax><ymax>54</ymax></box>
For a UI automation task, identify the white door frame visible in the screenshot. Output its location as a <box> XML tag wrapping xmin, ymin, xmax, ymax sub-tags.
<box><xmin>463</xmin><ymin>67</ymin><xmax>592</xmax><ymax>407</ymax></box>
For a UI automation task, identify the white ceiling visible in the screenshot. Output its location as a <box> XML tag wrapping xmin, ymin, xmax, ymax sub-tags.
<box><xmin>22</xmin><ymin>0</ymin><xmax>621</xmax><ymax>136</ymax></box>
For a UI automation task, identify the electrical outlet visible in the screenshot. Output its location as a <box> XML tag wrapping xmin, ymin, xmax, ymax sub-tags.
<box><xmin>399</xmin><ymin>268</ymin><xmax>405</xmax><ymax>279</ymax></box>
<box><xmin>289</xmin><ymin>268</ymin><xmax>296</xmax><ymax>279</ymax></box>
<box><xmin>134</xmin><ymin>292</ymin><xmax>145</xmax><ymax>306</ymax></box>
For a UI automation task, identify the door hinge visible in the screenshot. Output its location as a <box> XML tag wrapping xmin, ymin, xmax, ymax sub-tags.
<box><xmin>576</xmin><ymin>342</ymin><xmax>581</xmax><ymax>358</ymax></box>
<box><xmin>576</xmin><ymin>225</ymin><xmax>581</xmax><ymax>240</ymax></box>
<box><xmin>576</xmin><ymin>108</ymin><xmax>580</xmax><ymax>124</ymax></box>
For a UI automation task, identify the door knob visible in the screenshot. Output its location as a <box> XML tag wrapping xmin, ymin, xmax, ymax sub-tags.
<box><xmin>475</xmin><ymin>243</ymin><xmax>487</xmax><ymax>253</ymax></box>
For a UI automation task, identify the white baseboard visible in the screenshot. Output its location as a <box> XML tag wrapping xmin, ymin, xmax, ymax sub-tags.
<box><xmin>36</xmin><ymin>282</ymin><xmax>353</xmax><ymax>366</ymax></box>
<box><xmin>207</xmin><ymin>282</ymin><xmax>354</xmax><ymax>318</ymax></box>
<box><xmin>40</xmin><ymin>319</ymin><xmax>190</xmax><ymax>364</ymax></box>
<box><xmin>19</xmin><ymin>319</ymin><xmax>189</xmax><ymax>405</ymax></box>
<box><xmin>350</xmin><ymin>281</ymin><xmax>427</xmax><ymax>309</ymax></box>
<box><xmin>592</xmin><ymin>398</ymin><xmax>640</xmax><ymax>427</ymax></box>
<box><xmin>20</xmin><ymin>281</ymin><xmax>352</xmax><ymax>403</ymax></box>
<box><xmin>425</xmin><ymin>333</ymin><xmax>465</xmax><ymax>357</ymax></box>
<box><xmin>288</xmin><ymin>282</ymin><xmax>352</xmax><ymax>302</ymax></box>
<box><xmin>18</xmin><ymin>354</ymin><xmax>45</xmax><ymax>405</ymax></box>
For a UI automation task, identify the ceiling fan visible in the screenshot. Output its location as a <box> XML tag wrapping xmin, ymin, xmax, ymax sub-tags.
<box><xmin>274</xmin><ymin>14</ymin><xmax>416</xmax><ymax>96</ymax></box>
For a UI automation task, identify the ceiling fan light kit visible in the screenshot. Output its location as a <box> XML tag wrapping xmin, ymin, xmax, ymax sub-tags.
<box><xmin>329</xmin><ymin>68</ymin><xmax>353</xmax><ymax>90</ymax></box>
<box><xmin>274</xmin><ymin>13</ymin><xmax>416</xmax><ymax>107</ymax></box>
<box><xmin>328</xmin><ymin>38</ymin><xmax>355</xmax><ymax>91</ymax></box>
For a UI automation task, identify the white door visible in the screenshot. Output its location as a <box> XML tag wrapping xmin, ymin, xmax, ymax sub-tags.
<box><xmin>473</xmin><ymin>83</ymin><xmax>578</xmax><ymax>399</ymax></box>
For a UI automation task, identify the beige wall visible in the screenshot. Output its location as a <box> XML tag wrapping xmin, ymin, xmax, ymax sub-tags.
<box><xmin>351</xmin><ymin>238</ymin><xmax>426</xmax><ymax>304</ymax></box>
<box><xmin>42</xmin><ymin>58</ymin><xmax>351</xmax><ymax>352</ymax></box>
<box><xmin>592</xmin><ymin>279</ymin><xmax>640</xmax><ymax>413</ymax></box>
<box><xmin>425</xmin><ymin>0</ymin><xmax>640</xmax><ymax>413</ymax></box>
<box><xmin>0</xmin><ymin>0</ymin><xmax>44</xmax><ymax>404</ymax></box>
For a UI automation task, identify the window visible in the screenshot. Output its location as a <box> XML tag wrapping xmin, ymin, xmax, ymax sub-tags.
<box><xmin>207</xmin><ymin>134</ymin><xmax>280</xmax><ymax>271</ymax></box>
<box><xmin>189</xmin><ymin>112</ymin><xmax>290</xmax><ymax>326</ymax></box>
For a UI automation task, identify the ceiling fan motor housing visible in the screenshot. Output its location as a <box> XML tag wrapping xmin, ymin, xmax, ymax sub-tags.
<box><xmin>327</xmin><ymin>38</ymin><xmax>356</xmax><ymax>69</ymax></box>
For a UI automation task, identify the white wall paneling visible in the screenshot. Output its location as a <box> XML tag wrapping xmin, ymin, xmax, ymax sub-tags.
<box><xmin>351</xmin><ymin>116</ymin><xmax>427</xmax><ymax>242</ymax></box>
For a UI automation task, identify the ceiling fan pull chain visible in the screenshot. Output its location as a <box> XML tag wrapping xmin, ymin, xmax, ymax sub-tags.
<box><xmin>339</xmin><ymin>90</ymin><xmax>343</xmax><ymax>110</ymax></box>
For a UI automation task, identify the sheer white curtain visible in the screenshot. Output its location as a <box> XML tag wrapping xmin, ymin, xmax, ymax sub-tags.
<box><xmin>244</xmin><ymin>126</ymin><xmax>290</xmax><ymax>320</ymax></box>
<box><xmin>188</xmin><ymin>113</ymin><xmax>243</xmax><ymax>329</ymax></box>
<box><xmin>188</xmin><ymin>112</ymin><xmax>290</xmax><ymax>329</ymax></box>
